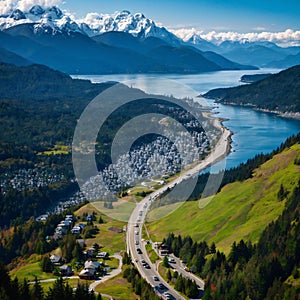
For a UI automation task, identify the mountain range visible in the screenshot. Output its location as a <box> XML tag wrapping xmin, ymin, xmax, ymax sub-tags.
<box><xmin>0</xmin><ymin>6</ymin><xmax>256</xmax><ymax>74</ymax></box>
<box><xmin>183</xmin><ymin>35</ymin><xmax>300</xmax><ymax>68</ymax></box>
<box><xmin>0</xmin><ymin>5</ymin><xmax>299</xmax><ymax>73</ymax></box>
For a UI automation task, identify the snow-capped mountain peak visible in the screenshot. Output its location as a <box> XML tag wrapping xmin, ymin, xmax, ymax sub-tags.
<box><xmin>0</xmin><ymin>5</ymin><xmax>83</xmax><ymax>35</ymax></box>
<box><xmin>0</xmin><ymin>6</ymin><xmax>181</xmax><ymax>45</ymax></box>
<box><xmin>9</xmin><ymin>9</ymin><xmax>26</xmax><ymax>21</ymax></box>
<box><xmin>29</xmin><ymin>5</ymin><xmax>45</xmax><ymax>16</ymax></box>
<box><xmin>78</xmin><ymin>10</ymin><xmax>181</xmax><ymax>45</ymax></box>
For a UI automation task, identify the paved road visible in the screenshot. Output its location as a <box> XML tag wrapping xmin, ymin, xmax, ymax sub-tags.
<box><xmin>127</xmin><ymin>125</ymin><xmax>231</xmax><ymax>299</ymax></box>
<box><xmin>89</xmin><ymin>253</ymin><xmax>123</xmax><ymax>292</ymax></box>
<box><xmin>168</xmin><ymin>254</ymin><xmax>205</xmax><ymax>290</ymax></box>
<box><xmin>127</xmin><ymin>201</ymin><xmax>183</xmax><ymax>299</ymax></box>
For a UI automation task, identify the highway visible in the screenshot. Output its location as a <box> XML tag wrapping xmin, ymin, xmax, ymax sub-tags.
<box><xmin>126</xmin><ymin>123</ymin><xmax>231</xmax><ymax>299</ymax></box>
<box><xmin>127</xmin><ymin>197</ymin><xmax>183</xmax><ymax>299</ymax></box>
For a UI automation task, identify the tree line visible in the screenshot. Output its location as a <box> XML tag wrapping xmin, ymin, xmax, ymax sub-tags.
<box><xmin>0</xmin><ymin>262</ymin><xmax>102</xmax><ymax>300</ymax></box>
<box><xmin>203</xmin><ymin>65</ymin><xmax>300</xmax><ymax>113</ymax></box>
<box><xmin>164</xmin><ymin>179</ymin><xmax>300</xmax><ymax>299</ymax></box>
<box><xmin>122</xmin><ymin>252</ymin><xmax>161</xmax><ymax>299</ymax></box>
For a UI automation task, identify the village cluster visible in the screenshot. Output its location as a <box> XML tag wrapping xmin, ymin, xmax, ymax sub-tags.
<box><xmin>0</xmin><ymin>167</ymin><xmax>65</xmax><ymax>194</ymax></box>
<box><xmin>45</xmin><ymin>213</ymin><xmax>111</xmax><ymax>280</ymax></box>
<box><xmin>82</xmin><ymin>124</ymin><xmax>220</xmax><ymax>201</ymax></box>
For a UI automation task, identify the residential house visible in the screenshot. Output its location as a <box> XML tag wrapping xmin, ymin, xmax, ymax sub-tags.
<box><xmin>59</xmin><ymin>265</ymin><xmax>73</xmax><ymax>276</ymax></box>
<box><xmin>50</xmin><ymin>254</ymin><xmax>62</xmax><ymax>266</ymax></box>
<box><xmin>79</xmin><ymin>260</ymin><xmax>101</xmax><ymax>280</ymax></box>
<box><xmin>96</xmin><ymin>252</ymin><xmax>109</xmax><ymax>259</ymax></box>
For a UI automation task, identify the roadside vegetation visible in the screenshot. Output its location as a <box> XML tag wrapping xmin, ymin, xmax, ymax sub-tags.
<box><xmin>161</xmin><ymin>177</ymin><xmax>300</xmax><ymax>299</ymax></box>
<box><xmin>147</xmin><ymin>140</ymin><xmax>300</xmax><ymax>253</ymax></box>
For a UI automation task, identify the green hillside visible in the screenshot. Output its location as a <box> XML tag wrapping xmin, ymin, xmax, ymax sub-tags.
<box><xmin>203</xmin><ymin>65</ymin><xmax>300</xmax><ymax>112</ymax></box>
<box><xmin>146</xmin><ymin>143</ymin><xmax>300</xmax><ymax>253</ymax></box>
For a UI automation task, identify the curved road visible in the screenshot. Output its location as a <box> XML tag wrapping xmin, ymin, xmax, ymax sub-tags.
<box><xmin>127</xmin><ymin>124</ymin><xmax>231</xmax><ymax>299</ymax></box>
<box><xmin>89</xmin><ymin>253</ymin><xmax>123</xmax><ymax>292</ymax></box>
<box><xmin>30</xmin><ymin>253</ymin><xmax>122</xmax><ymax>299</ymax></box>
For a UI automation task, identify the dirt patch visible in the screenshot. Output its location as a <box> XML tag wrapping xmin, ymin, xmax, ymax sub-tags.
<box><xmin>108</xmin><ymin>227</ymin><xmax>123</xmax><ymax>233</ymax></box>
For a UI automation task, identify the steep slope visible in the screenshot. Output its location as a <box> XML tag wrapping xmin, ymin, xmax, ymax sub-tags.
<box><xmin>203</xmin><ymin>65</ymin><xmax>300</xmax><ymax>113</ymax></box>
<box><xmin>0</xmin><ymin>62</ymin><xmax>112</xmax><ymax>100</ymax></box>
<box><xmin>220</xmin><ymin>43</ymin><xmax>284</xmax><ymax>67</ymax></box>
<box><xmin>1</xmin><ymin>24</ymin><xmax>166</xmax><ymax>74</ymax></box>
<box><xmin>266</xmin><ymin>51</ymin><xmax>300</xmax><ymax>68</ymax></box>
<box><xmin>0</xmin><ymin>24</ymin><xmax>244</xmax><ymax>74</ymax></box>
<box><xmin>201</xmin><ymin>50</ymin><xmax>257</xmax><ymax>70</ymax></box>
<box><xmin>92</xmin><ymin>31</ymin><xmax>169</xmax><ymax>53</ymax></box>
<box><xmin>0</xmin><ymin>48</ymin><xmax>31</xmax><ymax>66</ymax></box>
<box><xmin>145</xmin><ymin>45</ymin><xmax>221</xmax><ymax>73</ymax></box>
<box><xmin>147</xmin><ymin>143</ymin><xmax>300</xmax><ymax>253</ymax></box>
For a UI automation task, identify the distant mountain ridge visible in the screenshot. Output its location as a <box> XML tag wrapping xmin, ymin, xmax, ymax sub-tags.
<box><xmin>203</xmin><ymin>65</ymin><xmax>300</xmax><ymax>113</ymax></box>
<box><xmin>0</xmin><ymin>5</ymin><xmax>257</xmax><ymax>74</ymax></box>
<box><xmin>186</xmin><ymin>36</ymin><xmax>300</xmax><ymax>68</ymax></box>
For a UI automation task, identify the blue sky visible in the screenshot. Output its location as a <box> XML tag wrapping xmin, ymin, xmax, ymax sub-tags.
<box><xmin>62</xmin><ymin>0</ymin><xmax>300</xmax><ymax>32</ymax></box>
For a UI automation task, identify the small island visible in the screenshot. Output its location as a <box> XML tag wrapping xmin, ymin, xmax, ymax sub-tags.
<box><xmin>240</xmin><ymin>73</ymin><xmax>272</xmax><ymax>83</ymax></box>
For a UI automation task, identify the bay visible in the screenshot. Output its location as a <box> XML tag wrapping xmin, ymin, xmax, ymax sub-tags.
<box><xmin>73</xmin><ymin>69</ymin><xmax>300</xmax><ymax>170</ymax></box>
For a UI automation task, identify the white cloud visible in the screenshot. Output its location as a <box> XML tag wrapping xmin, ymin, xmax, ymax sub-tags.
<box><xmin>171</xmin><ymin>28</ymin><xmax>300</xmax><ymax>47</ymax></box>
<box><xmin>17</xmin><ymin>0</ymin><xmax>62</xmax><ymax>11</ymax></box>
<box><xmin>0</xmin><ymin>0</ymin><xmax>15</xmax><ymax>15</ymax></box>
<box><xmin>79</xmin><ymin>12</ymin><xmax>104</xmax><ymax>29</ymax></box>
<box><xmin>0</xmin><ymin>0</ymin><xmax>62</xmax><ymax>15</ymax></box>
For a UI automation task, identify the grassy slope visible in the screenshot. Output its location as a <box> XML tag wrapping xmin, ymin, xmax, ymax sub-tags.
<box><xmin>95</xmin><ymin>273</ymin><xmax>137</xmax><ymax>300</ymax></box>
<box><xmin>74</xmin><ymin>202</ymin><xmax>126</xmax><ymax>253</ymax></box>
<box><xmin>147</xmin><ymin>144</ymin><xmax>300</xmax><ymax>253</ymax></box>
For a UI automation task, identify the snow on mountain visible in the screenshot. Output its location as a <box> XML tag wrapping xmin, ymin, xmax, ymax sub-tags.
<box><xmin>0</xmin><ymin>5</ymin><xmax>181</xmax><ymax>45</ymax></box>
<box><xmin>0</xmin><ymin>5</ymin><xmax>83</xmax><ymax>35</ymax></box>
<box><xmin>78</xmin><ymin>10</ymin><xmax>180</xmax><ymax>43</ymax></box>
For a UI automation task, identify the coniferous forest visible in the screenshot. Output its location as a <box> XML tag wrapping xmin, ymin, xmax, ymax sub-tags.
<box><xmin>163</xmin><ymin>178</ymin><xmax>300</xmax><ymax>299</ymax></box>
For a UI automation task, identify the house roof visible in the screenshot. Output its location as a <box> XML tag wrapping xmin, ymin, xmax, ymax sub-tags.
<box><xmin>79</xmin><ymin>269</ymin><xmax>95</xmax><ymax>276</ymax></box>
<box><xmin>50</xmin><ymin>254</ymin><xmax>61</xmax><ymax>263</ymax></box>
<box><xmin>60</xmin><ymin>265</ymin><xmax>71</xmax><ymax>270</ymax></box>
<box><xmin>84</xmin><ymin>260</ymin><xmax>101</xmax><ymax>269</ymax></box>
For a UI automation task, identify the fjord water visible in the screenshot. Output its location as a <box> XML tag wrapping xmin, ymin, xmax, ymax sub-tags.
<box><xmin>74</xmin><ymin>69</ymin><xmax>300</xmax><ymax>170</ymax></box>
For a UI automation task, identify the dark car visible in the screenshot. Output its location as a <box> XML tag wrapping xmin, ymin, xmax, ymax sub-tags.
<box><xmin>158</xmin><ymin>283</ymin><xmax>168</xmax><ymax>291</ymax></box>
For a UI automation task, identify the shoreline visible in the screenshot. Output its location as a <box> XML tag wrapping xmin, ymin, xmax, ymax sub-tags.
<box><xmin>171</xmin><ymin>112</ymin><xmax>232</xmax><ymax>179</ymax></box>
<box><xmin>202</xmin><ymin>111</ymin><xmax>233</xmax><ymax>168</ymax></box>
<box><xmin>209</xmin><ymin>100</ymin><xmax>300</xmax><ymax>121</ymax></box>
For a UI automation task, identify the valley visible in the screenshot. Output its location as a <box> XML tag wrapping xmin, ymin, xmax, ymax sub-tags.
<box><xmin>0</xmin><ymin>1</ymin><xmax>300</xmax><ymax>300</ymax></box>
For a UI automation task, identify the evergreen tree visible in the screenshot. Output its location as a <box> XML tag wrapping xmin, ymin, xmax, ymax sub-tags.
<box><xmin>41</xmin><ymin>256</ymin><xmax>54</xmax><ymax>273</ymax></box>
<box><xmin>174</xmin><ymin>274</ymin><xmax>184</xmax><ymax>292</ymax></box>
<box><xmin>163</xmin><ymin>256</ymin><xmax>169</xmax><ymax>268</ymax></box>
<box><xmin>166</xmin><ymin>269</ymin><xmax>172</xmax><ymax>282</ymax></box>
<box><xmin>210</xmin><ymin>242</ymin><xmax>216</xmax><ymax>254</ymax></box>
<box><xmin>32</xmin><ymin>276</ymin><xmax>44</xmax><ymax>300</ymax></box>
<box><xmin>122</xmin><ymin>252</ymin><xmax>131</xmax><ymax>265</ymax></box>
<box><xmin>0</xmin><ymin>287</ymin><xmax>9</xmax><ymax>300</ymax></box>
<box><xmin>20</xmin><ymin>279</ymin><xmax>30</xmax><ymax>300</ymax></box>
